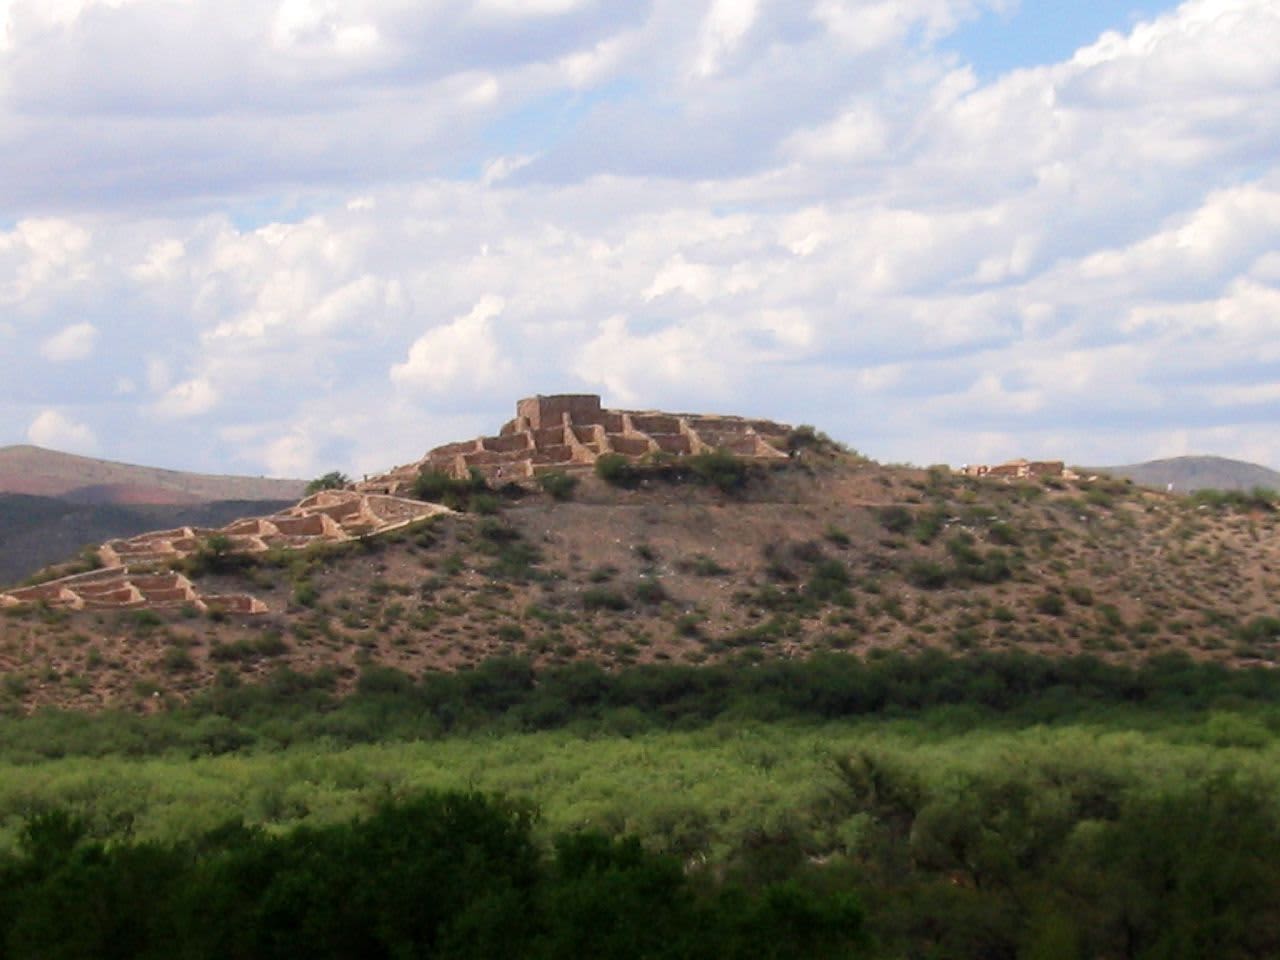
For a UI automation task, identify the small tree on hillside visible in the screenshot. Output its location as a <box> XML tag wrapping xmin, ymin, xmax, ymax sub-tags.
<box><xmin>306</xmin><ymin>471</ymin><xmax>351</xmax><ymax>494</ymax></box>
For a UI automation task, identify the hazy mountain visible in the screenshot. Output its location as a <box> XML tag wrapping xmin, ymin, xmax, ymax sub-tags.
<box><xmin>1099</xmin><ymin>455</ymin><xmax>1280</xmax><ymax>493</ymax></box>
<box><xmin>0</xmin><ymin>494</ymin><xmax>296</xmax><ymax>586</ymax></box>
<box><xmin>0</xmin><ymin>445</ymin><xmax>307</xmax><ymax>585</ymax></box>
<box><xmin>0</xmin><ymin>445</ymin><xmax>305</xmax><ymax>504</ymax></box>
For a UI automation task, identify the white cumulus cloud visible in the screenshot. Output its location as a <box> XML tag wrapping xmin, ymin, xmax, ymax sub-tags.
<box><xmin>26</xmin><ymin>409</ymin><xmax>97</xmax><ymax>453</ymax></box>
<box><xmin>39</xmin><ymin>321</ymin><xmax>98</xmax><ymax>362</ymax></box>
<box><xmin>152</xmin><ymin>377</ymin><xmax>218</xmax><ymax>419</ymax></box>
<box><xmin>390</xmin><ymin>295</ymin><xmax>511</xmax><ymax>395</ymax></box>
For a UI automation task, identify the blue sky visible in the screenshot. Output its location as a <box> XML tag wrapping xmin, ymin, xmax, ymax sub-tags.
<box><xmin>1</xmin><ymin>0</ymin><xmax>1278</xmax><ymax>477</ymax></box>
<box><xmin>944</xmin><ymin>2</ymin><xmax>1181</xmax><ymax>78</ymax></box>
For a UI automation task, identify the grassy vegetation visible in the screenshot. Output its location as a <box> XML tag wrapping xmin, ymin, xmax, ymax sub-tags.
<box><xmin>0</xmin><ymin>652</ymin><xmax>1279</xmax><ymax>954</ymax></box>
<box><xmin>4</xmin><ymin>707</ymin><xmax>1280</xmax><ymax>955</ymax></box>
<box><xmin>0</xmin><ymin>790</ymin><xmax>865</xmax><ymax>959</ymax></box>
<box><xmin>1189</xmin><ymin>486</ymin><xmax>1278</xmax><ymax>512</ymax></box>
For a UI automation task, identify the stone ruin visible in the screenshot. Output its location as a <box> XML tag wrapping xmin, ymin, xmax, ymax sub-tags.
<box><xmin>359</xmin><ymin>394</ymin><xmax>794</xmax><ymax>496</ymax></box>
<box><xmin>0</xmin><ymin>395</ymin><xmax>794</xmax><ymax>616</ymax></box>
<box><xmin>959</xmin><ymin>459</ymin><xmax>1072</xmax><ymax>480</ymax></box>
<box><xmin>0</xmin><ymin>566</ymin><xmax>268</xmax><ymax>616</ymax></box>
<box><xmin>0</xmin><ymin>490</ymin><xmax>446</xmax><ymax>615</ymax></box>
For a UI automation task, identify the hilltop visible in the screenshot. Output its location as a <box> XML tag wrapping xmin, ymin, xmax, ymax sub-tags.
<box><xmin>2</xmin><ymin>396</ymin><xmax>1279</xmax><ymax>712</ymax></box>
<box><xmin>1100</xmin><ymin>454</ymin><xmax>1280</xmax><ymax>493</ymax></box>
<box><xmin>0</xmin><ymin>445</ymin><xmax>306</xmax><ymax>504</ymax></box>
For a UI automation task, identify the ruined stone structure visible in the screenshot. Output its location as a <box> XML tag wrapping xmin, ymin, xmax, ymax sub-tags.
<box><xmin>0</xmin><ymin>395</ymin><xmax>792</xmax><ymax>615</ymax></box>
<box><xmin>0</xmin><ymin>490</ymin><xmax>445</xmax><ymax>615</ymax></box>
<box><xmin>95</xmin><ymin>490</ymin><xmax>442</xmax><ymax>568</ymax></box>
<box><xmin>0</xmin><ymin>567</ymin><xmax>268</xmax><ymax>615</ymax></box>
<box><xmin>959</xmin><ymin>459</ymin><xmax>1070</xmax><ymax>480</ymax></box>
<box><xmin>359</xmin><ymin>394</ymin><xmax>794</xmax><ymax>495</ymax></box>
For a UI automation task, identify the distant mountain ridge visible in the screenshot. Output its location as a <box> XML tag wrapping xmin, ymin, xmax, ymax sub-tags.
<box><xmin>0</xmin><ymin>494</ymin><xmax>300</xmax><ymax>586</ymax></box>
<box><xmin>0</xmin><ymin>445</ymin><xmax>307</xmax><ymax>586</ymax></box>
<box><xmin>1099</xmin><ymin>455</ymin><xmax>1280</xmax><ymax>493</ymax></box>
<box><xmin>0</xmin><ymin>445</ymin><xmax>305</xmax><ymax>504</ymax></box>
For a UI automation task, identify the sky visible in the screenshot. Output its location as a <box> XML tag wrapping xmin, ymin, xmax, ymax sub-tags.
<box><xmin>1</xmin><ymin>0</ymin><xmax>1278</xmax><ymax>479</ymax></box>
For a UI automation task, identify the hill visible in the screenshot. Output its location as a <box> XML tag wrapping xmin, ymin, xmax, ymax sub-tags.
<box><xmin>1099</xmin><ymin>454</ymin><xmax>1280</xmax><ymax>492</ymax></box>
<box><xmin>4</xmin><ymin>451</ymin><xmax>1280</xmax><ymax>711</ymax></box>
<box><xmin>2</xmin><ymin>395</ymin><xmax>1280</xmax><ymax>712</ymax></box>
<box><xmin>0</xmin><ymin>445</ymin><xmax>305</xmax><ymax>503</ymax></box>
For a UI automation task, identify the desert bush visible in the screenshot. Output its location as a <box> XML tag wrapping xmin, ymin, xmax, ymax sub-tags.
<box><xmin>305</xmin><ymin>471</ymin><xmax>350</xmax><ymax>494</ymax></box>
<box><xmin>905</xmin><ymin>560</ymin><xmax>949</xmax><ymax>590</ymax></box>
<box><xmin>912</xmin><ymin>508</ymin><xmax>947</xmax><ymax>544</ymax></box>
<box><xmin>161</xmin><ymin>648</ymin><xmax>196</xmax><ymax>673</ymax></box>
<box><xmin>582</xmin><ymin>588</ymin><xmax>630</xmax><ymax>612</ymax></box>
<box><xmin>687</xmin><ymin>450</ymin><xmax>749</xmax><ymax>493</ymax></box>
<box><xmin>785</xmin><ymin>424</ymin><xmax>848</xmax><ymax>455</ymax></box>
<box><xmin>1066</xmin><ymin>584</ymin><xmax>1094</xmax><ymax>606</ymax></box>
<box><xmin>878</xmin><ymin>506</ymin><xmax>913</xmax><ymax>535</ymax></box>
<box><xmin>633</xmin><ymin>577</ymin><xmax>667</xmax><ymax>606</ymax></box>
<box><xmin>413</xmin><ymin>468</ymin><xmax>491</xmax><ymax>510</ymax></box>
<box><xmin>1035</xmin><ymin>592</ymin><xmax>1066</xmax><ymax>616</ymax></box>
<box><xmin>677</xmin><ymin>554</ymin><xmax>730</xmax><ymax>577</ymax></box>
<box><xmin>537</xmin><ymin>470</ymin><xmax>578</xmax><ymax>501</ymax></box>
<box><xmin>594</xmin><ymin>453</ymin><xmax>640</xmax><ymax>488</ymax></box>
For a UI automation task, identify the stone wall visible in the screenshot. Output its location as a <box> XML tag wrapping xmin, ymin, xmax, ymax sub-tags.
<box><xmin>515</xmin><ymin>394</ymin><xmax>603</xmax><ymax>430</ymax></box>
<box><xmin>359</xmin><ymin>394</ymin><xmax>795</xmax><ymax>492</ymax></box>
<box><xmin>0</xmin><ymin>491</ymin><xmax>447</xmax><ymax>615</ymax></box>
<box><xmin>959</xmin><ymin>459</ymin><xmax>1067</xmax><ymax>480</ymax></box>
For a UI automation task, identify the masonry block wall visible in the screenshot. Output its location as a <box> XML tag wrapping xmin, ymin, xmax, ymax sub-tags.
<box><xmin>359</xmin><ymin>394</ymin><xmax>795</xmax><ymax>494</ymax></box>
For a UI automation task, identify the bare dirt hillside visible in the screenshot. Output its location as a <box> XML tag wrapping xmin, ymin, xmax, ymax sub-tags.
<box><xmin>4</xmin><ymin>452</ymin><xmax>1279</xmax><ymax>712</ymax></box>
<box><xmin>0</xmin><ymin>445</ymin><xmax>306</xmax><ymax>503</ymax></box>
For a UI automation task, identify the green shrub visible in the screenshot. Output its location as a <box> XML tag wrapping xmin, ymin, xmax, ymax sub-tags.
<box><xmin>824</xmin><ymin>526</ymin><xmax>851</xmax><ymax>547</ymax></box>
<box><xmin>413</xmin><ymin>467</ymin><xmax>491</xmax><ymax>510</ymax></box>
<box><xmin>807</xmin><ymin>559</ymin><xmax>852</xmax><ymax>602</ymax></box>
<box><xmin>292</xmin><ymin>581</ymin><xmax>318</xmax><ymax>608</ymax></box>
<box><xmin>1066</xmin><ymin>584</ymin><xmax>1094</xmax><ymax>606</ymax></box>
<box><xmin>537</xmin><ymin>470</ymin><xmax>579</xmax><ymax>501</ymax></box>
<box><xmin>678</xmin><ymin>554</ymin><xmax>730</xmax><ymax>576</ymax></box>
<box><xmin>583</xmin><ymin>587</ymin><xmax>630</xmax><ymax>612</ymax></box>
<box><xmin>1240</xmin><ymin>616</ymin><xmax>1280</xmax><ymax>644</ymax></box>
<box><xmin>913</xmin><ymin>509</ymin><xmax>947</xmax><ymax>543</ymax></box>
<box><xmin>987</xmin><ymin>521</ymin><xmax>1020</xmax><ymax>545</ymax></box>
<box><xmin>688</xmin><ymin>450</ymin><xmax>749</xmax><ymax>493</ymax></box>
<box><xmin>1035</xmin><ymin>592</ymin><xmax>1066</xmax><ymax>616</ymax></box>
<box><xmin>634</xmin><ymin>577</ymin><xmax>667</xmax><ymax>605</ymax></box>
<box><xmin>209</xmin><ymin>632</ymin><xmax>290</xmax><ymax>662</ymax></box>
<box><xmin>1190</xmin><ymin>487</ymin><xmax>1278</xmax><ymax>512</ymax></box>
<box><xmin>785</xmin><ymin>424</ymin><xmax>847</xmax><ymax>454</ymax></box>
<box><xmin>595</xmin><ymin>454</ymin><xmax>640</xmax><ymax>488</ymax></box>
<box><xmin>305</xmin><ymin>471</ymin><xmax>350</xmax><ymax>494</ymax></box>
<box><xmin>878</xmin><ymin>506</ymin><xmax>913</xmax><ymax>535</ymax></box>
<box><xmin>161</xmin><ymin>648</ymin><xmax>196</xmax><ymax>673</ymax></box>
<box><xmin>467</xmin><ymin>493</ymin><xmax>500</xmax><ymax>515</ymax></box>
<box><xmin>906</xmin><ymin>560</ymin><xmax>949</xmax><ymax>590</ymax></box>
<box><xmin>129</xmin><ymin>609</ymin><xmax>164</xmax><ymax>631</ymax></box>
